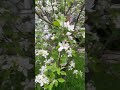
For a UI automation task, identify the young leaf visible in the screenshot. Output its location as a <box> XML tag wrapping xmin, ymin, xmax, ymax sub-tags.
<box><xmin>54</xmin><ymin>80</ymin><xmax>58</xmax><ymax>87</ymax></box>
<box><xmin>60</xmin><ymin>71</ymin><xmax>66</xmax><ymax>75</ymax></box>
<box><xmin>49</xmin><ymin>83</ymin><xmax>53</xmax><ymax>90</ymax></box>
<box><xmin>57</xmin><ymin>68</ymin><xmax>61</xmax><ymax>75</ymax></box>
<box><xmin>53</xmin><ymin>21</ymin><xmax>60</xmax><ymax>26</ymax></box>
<box><xmin>58</xmin><ymin>78</ymin><xmax>65</xmax><ymax>83</ymax></box>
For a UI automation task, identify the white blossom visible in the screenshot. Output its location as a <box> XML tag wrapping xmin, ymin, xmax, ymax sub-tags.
<box><xmin>68</xmin><ymin>61</ymin><xmax>75</xmax><ymax>70</ymax></box>
<box><xmin>36</xmin><ymin>50</ymin><xmax>49</xmax><ymax>58</ymax></box>
<box><xmin>68</xmin><ymin>36</ymin><xmax>73</xmax><ymax>40</ymax></box>
<box><xmin>73</xmin><ymin>70</ymin><xmax>78</xmax><ymax>74</ymax></box>
<box><xmin>51</xmin><ymin>35</ymin><xmax>55</xmax><ymax>40</ymax></box>
<box><xmin>43</xmin><ymin>33</ymin><xmax>52</xmax><ymax>40</ymax></box>
<box><xmin>70</xmin><ymin>61</ymin><xmax>75</xmax><ymax>67</ymax></box>
<box><xmin>66</xmin><ymin>48</ymin><xmax>72</xmax><ymax>57</ymax></box>
<box><xmin>66</xmin><ymin>32</ymin><xmax>72</xmax><ymax>36</ymax></box>
<box><xmin>43</xmin><ymin>42</ymin><xmax>48</xmax><ymax>47</ymax></box>
<box><xmin>58</xmin><ymin>41</ymin><xmax>70</xmax><ymax>52</ymax></box>
<box><xmin>44</xmin><ymin>57</ymin><xmax>54</xmax><ymax>64</ymax></box>
<box><xmin>63</xmin><ymin>21</ymin><xmax>74</xmax><ymax>31</ymax></box>
<box><xmin>39</xmin><ymin>66</ymin><xmax>47</xmax><ymax>74</ymax></box>
<box><xmin>35</xmin><ymin>74</ymin><xmax>49</xmax><ymax>87</ymax></box>
<box><xmin>66</xmin><ymin>32</ymin><xmax>73</xmax><ymax>40</ymax></box>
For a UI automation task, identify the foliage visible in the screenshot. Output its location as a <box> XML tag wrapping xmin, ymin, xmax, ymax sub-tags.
<box><xmin>35</xmin><ymin>0</ymin><xmax>85</xmax><ymax>90</ymax></box>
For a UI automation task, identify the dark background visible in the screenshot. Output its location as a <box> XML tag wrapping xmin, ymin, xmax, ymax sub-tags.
<box><xmin>0</xmin><ymin>0</ymin><xmax>35</xmax><ymax>90</ymax></box>
<box><xmin>86</xmin><ymin>0</ymin><xmax>120</xmax><ymax>90</ymax></box>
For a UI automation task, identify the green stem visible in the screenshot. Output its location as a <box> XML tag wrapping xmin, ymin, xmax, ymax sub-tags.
<box><xmin>58</xmin><ymin>52</ymin><xmax>61</xmax><ymax>67</ymax></box>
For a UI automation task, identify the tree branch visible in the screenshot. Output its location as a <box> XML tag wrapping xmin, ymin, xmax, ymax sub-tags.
<box><xmin>74</xmin><ymin>4</ymin><xmax>85</xmax><ymax>30</ymax></box>
<box><xmin>35</xmin><ymin>10</ymin><xmax>53</xmax><ymax>25</ymax></box>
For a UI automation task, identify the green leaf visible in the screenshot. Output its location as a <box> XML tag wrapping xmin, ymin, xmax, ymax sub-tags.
<box><xmin>60</xmin><ymin>71</ymin><xmax>66</xmax><ymax>75</ymax></box>
<box><xmin>49</xmin><ymin>83</ymin><xmax>53</xmax><ymax>90</ymax></box>
<box><xmin>72</xmin><ymin>50</ymin><xmax>76</xmax><ymax>56</ymax></box>
<box><xmin>53</xmin><ymin>21</ymin><xmax>60</xmax><ymax>26</ymax></box>
<box><xmin>54</xmin><ymin>80</ymin><xmax>58</xmax><ymax>87</ymax></box>
<box><xmin>49</xmin><ymin>72</ymin><xmax>55</xmax><ymax>79</ymax></box>
<box><xmin>56</xmin><ymin>68</ymin><xmax>61</xmax><ymax>75</ymax></box>
<box><xmin>36</xmin><ymin>83</ymin><xmax>41</xmax><ymax>90</ymax></box>
<box><xmin>58</xmin><ymin>78</ymin><xmax>65</xmax><ymax>83</ymax></box>
<box><xmin>44</xmin><ymin>84</ymin><xmax>49</xmax><ymax>89</ymax></box>
<box><xmin>52</xmin><ymin>49</ymin><xmax>58</xmax><ymax>60</ymax></box>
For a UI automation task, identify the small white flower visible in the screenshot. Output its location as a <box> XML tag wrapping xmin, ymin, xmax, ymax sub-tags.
<box><xmin>66</xmin><ymin>32</ymin><xmax>72</xmax><ymax>36</ymax></box>
<box><xmin>58</xmin><ymin>41</ymin><xmax>70</xmax><ymax>52</ymax></box>
<box><xmin>73</xmin><ymin>70</ymin><xmax>78</xmax><ymax>74</ymax></box>
<box><xmin>51</xmin><ymin>35</ymin><xmax>55</xmax><ymax>40</ymax></box>
<box><xmin>68</xmin><ymin>36</ymin><xmax>73</xmax><ymax>40</ymax></box>
<box><xmin>82</xmin><ymin>31</ymin><xmax>85</xmax><ymax>38</ymax></box>
<box><xmin>68</xmin><ymin>61</ymin><xmax>75</xmax><ymax>70</ymax></box>
<box><xmin>64</xmin><ymin>21</ymin><xmax>74</xmax><ymax>31</ymax></box>
<box><xmin>44</xmin><ymin>57</ymin><xmax>54</xmax><ymax>64</ymax></box>
<box><xmin>66</xmin><ymin>32</ymin><xmax>73</xmax><ymax>40</ymax></box>
<box><xmin>43</xmin><ymin>33</ymin><xmax>52</xmax><ymax>40</ymax></box>
<box><xmin>66</xmin><ymin>48</ymin><xmax>72</xmax><ymax>57</ymax></box>
<box><xmin>44</xmin><ymin>25</ymin><xmax>49</xmax><ymax>30</ymax></box>
<box><xmin>36</xmin><ymin>50</ymin><xmax>49</xmax><ymax>58</ymax></box>
<box><xmin>43</xmin><ymin>43</ymin><xmax>48</xmax><ymax>47</ymax></box>
<box><xmin>35</xmin><ymin>74</ymin><xmax>49</xmax><ymax>87</ymax></box>
<box><xmin>43</xmin><ymin>30</ymin><xmax>49</xmax><ymax>34</ymax></box>
<box><xmin>70</xmin><ymin>61</ymin><xmax>75</xmax><ymax>67</ymax></box>
<box><xmin>39</xmin><ymin>66</ymin><xmax>47</xmax><ymax>74</ymax></box>
<box><xmin>53</xmin><ymin>6</ymin><xmax>58</xmax><ymax>11</ymax></box>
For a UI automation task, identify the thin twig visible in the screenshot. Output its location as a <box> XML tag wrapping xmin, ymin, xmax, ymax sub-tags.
<box><xmin>39</xmin><ymin>5</ymin><xmax>51</xmax><ymax>22</ymax></box>
<box><xmin>64</xmin><ymin>0</ymin><xmax>66</xmax><ymax>15</ymax></box>
<box><xmin>65</xmin><ymin>3</ymin><xmax>73</xmax><ymax>15</ymax></box>
<box><xmin>35</xmin><ymin>10</ymin><xmax>53</xmax><ymax>25</ymax></box>
<box><xmin>50</xmin><ymin>0</ymin><xmax>55</xmax><ymax>17</ymax></box>
<box><xmin>74</xmin><ymin>4</ymin><xmax>85</xmax><ymax>30</ymax></box>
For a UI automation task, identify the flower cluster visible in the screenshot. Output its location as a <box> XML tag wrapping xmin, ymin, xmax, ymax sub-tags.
<box><xmin>36</xmin><ymin>49</ymin><xmax>49</xmax><ymax>58</ymax></box>
<box><xmin>35</xmin><ymin>74</ymin><xmax>49</xmax><ymax>87</ymax></box>
<box><xmin>58</xmin><ymin>41</ymin><xmax>70</xmax><ymax>52</ymax></box>
<box><xmin>63</xmin><ymin>21</ymin><xmax>74</xmax><ymax>31</ymax></box>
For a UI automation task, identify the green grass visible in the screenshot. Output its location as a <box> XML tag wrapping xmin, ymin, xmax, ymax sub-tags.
<box><xmin>52</xmin><ymin>53</ymin><xmax>85</xmax><ymax>90</ymax></box>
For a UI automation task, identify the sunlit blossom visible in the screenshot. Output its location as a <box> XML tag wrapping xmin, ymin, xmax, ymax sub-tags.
<box><xmin>39</xmin><ymin>66</ymin><xmax>47</xmax><ymax>74</ymax></box>
<box><xmin>73</xmin><ymin>70</ymin><xmax>78</xmax><ymax>74</ymax></box>
<box><xmin>51</xmin><ymin>35</ymin><xmax>55</xmax><ymax>40</ymax></box>
<box><xmin>44</xmin><ymin>57</ymin><xmax>54</xmax><ymax>64</ymax></box>
<box><xmin>36</xmin><ymin>50</ymin><xmax>49</xmax><ymax>58</ymax></box>
<box><xmin>64</xmin><ymin>21</ymin><xmax>74</xmax><ymax>31</ymax></box>
<box><xmin>66</xmin><ymin>48</ymin><xmax>72</xmax><ymax>57</ymax></box>
<box><xmin>35</xmin><ymin>74</ymin><xmax>49</xmax><ymax>87</ymax></box>
<box><xmin>58</xmin><ymin>41</ymin><xmax>70</xmax><ymax>52</ymax></box>
<box><xmin>66</xmin><ymin>32</ymin><xmax>72</xmax><ymax>36</ymax></box>
<box><xmin>68</xmin><ymin>61</ymin><xmax>75</xmax><ymax>70</ymax></box>
<box><xmin>43</xmin><ymin>33</ymin><xmax>52</xmax><ymax>40</ymax></box>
